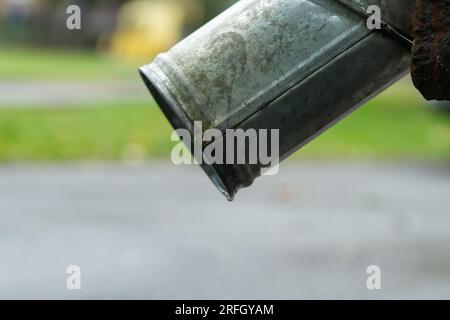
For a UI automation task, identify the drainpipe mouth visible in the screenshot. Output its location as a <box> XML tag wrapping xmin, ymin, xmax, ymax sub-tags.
<box><xmin>139</xmin><ymin>65</ymin><xmax>235</xmax><ymax>201</ymax></box>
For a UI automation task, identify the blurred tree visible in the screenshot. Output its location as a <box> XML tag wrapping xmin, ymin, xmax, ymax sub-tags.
<box><xmin>109</xmin><ymin>0</ymin><xmax>205</xmax><ymax>60</ymax></box>
<box><xmin>0</xmin><ymin>0</ymin><xmax>238</xmax><ymax>49</ymax></box>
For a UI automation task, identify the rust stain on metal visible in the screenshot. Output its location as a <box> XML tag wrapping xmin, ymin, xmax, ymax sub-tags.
<box><xmin>411</xmin><ymin>0</ymin><xmax>450</xmax><ymax>100</ymax></box>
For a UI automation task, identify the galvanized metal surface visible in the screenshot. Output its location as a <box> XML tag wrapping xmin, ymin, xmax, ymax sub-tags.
<box><xmin>140</xmin><ymin>0</ymin><xmax>415</xmax><ymax>200</ymax></box>
<box><xmin>338</xmin><ymin>0</ymin><xmax>414</xmax><ymax>48</ymax></box>
<box><xmin>338</xmin><ymin>0</ymin><xmax>415</xmax><ymax>38</ymax></box>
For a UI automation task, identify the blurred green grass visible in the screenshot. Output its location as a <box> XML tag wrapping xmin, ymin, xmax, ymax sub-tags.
<box><xmin>0</xmin><ymin>47</ymin><xmax>142</xmax><ymax>80</ymax></box>
<box><xmin>0</xmin><ymin>102</ymin><xmax>174</xmax><ymax>162</ymax></box>
<box><xmin>0</xmin><ymin>95</ymin><xmax>449</xmax><ymax>162</ymax></box>
<box><xmin>0</xmin><ymin>47</ymin><xmax>449</xmax><ymax>162</ymax></box>
<box><xmin>295</xmin><ymin>93</ymin><xmax>450</xmax><ymax>160</ymax></box>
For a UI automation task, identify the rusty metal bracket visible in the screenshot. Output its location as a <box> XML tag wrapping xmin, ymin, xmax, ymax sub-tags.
<box><xmin>411</xmin><ymin>0</ymin><xmax>450</xmax><ymax>101</ymax></box>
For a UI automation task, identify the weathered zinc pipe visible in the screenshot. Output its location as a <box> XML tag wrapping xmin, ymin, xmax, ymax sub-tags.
<box><xmin>140</xmin><ymin>0</ymin><xmax>415</xmax><ymax>200</ymax></box>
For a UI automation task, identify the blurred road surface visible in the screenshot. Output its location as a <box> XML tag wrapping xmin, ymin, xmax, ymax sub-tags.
<box><xmin>0</xmin><ymin>162</ymin><xmax>449</xmax><ymax>299</ymax></box>
<box><xmin>0</xmin><ymin>81</ymin><xmax>148</xmax><ymax>107</ymax></box>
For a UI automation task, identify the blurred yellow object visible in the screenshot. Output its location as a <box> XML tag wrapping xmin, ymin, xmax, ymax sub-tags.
<box><xmin>110</xmin><ymin>0</ymin><xmax>203</xmax><ymax>61</ymax></box>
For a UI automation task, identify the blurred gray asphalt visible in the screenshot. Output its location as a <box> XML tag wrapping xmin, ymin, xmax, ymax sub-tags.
<box><xmin>0</xmin><ymin>162</ymin><xmax>449</xmax><ymax>299</ymax></box>
<box><xmin>0</xmin><ymin>81</ymin><xmax>148</xmax><ymax>107</ymax></box>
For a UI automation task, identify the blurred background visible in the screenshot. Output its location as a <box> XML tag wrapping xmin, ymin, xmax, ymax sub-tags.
<box><xmin>0</xmin><ymin>0</ymin><xmax>449</xmax><ymax>299</ymax></box>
